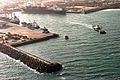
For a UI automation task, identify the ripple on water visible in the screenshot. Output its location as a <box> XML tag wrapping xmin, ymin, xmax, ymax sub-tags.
<box><xmin>0</xmin><ymin>10</ymin><xmax>120</xmax><ymax>80</ymax></box>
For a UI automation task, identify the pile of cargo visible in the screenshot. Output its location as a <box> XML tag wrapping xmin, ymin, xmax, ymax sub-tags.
<box><xmin>0</xmin><ymin>32</ymin><xmax>29</xmax><ymax>44</ymax></box>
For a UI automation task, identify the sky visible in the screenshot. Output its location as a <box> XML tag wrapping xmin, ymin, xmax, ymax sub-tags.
<box><xmin>0</xmin><ymin>0</ymin><xmax>7</xmax><ymax>1</ymax></box>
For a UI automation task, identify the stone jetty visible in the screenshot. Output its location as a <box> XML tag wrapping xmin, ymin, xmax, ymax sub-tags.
<box><xmin>0</xmin><ymin>20</ymin><xmax>62</xmax><ymax>73</ymax></box>
<box><xmin>0</xmin><ymin>43</ymin><xmax>62</xmax><ymax>73</ymax></box>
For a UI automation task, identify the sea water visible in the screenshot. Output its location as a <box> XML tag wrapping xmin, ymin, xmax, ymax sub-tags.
<box><xmin>0</xmin><ymin>9</ymin><xmax>120</xmax><ymax>80</ymax></box>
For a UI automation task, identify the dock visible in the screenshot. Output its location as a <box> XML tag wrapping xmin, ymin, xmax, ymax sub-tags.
<box><xmin>0</xmin><ymin>20</ymin><xmax>62</xmax><ymax>73</ymax></box>
<box><xmin>66</xmin><ymin>2</ymin><xmax>120</xmax><ymax>14</ymax></box>
<box><xmin>0</xmin><ymin>20</ymin><xmax>59</xmax><ymax>45</ymax></box>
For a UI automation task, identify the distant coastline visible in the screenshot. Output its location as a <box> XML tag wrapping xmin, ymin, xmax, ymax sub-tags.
<box><xmin>1</xmin><ymin>1</ymin><xmax>120</xmax><ymax>14</ymax></box>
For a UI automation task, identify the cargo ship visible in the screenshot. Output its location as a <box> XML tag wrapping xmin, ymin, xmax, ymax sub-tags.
<box><xmin>21</xmin><ymin>0</ymin><xmax>66</xmax><ymax>15</ymax></box>
<box><xmin>22</xmin><ymin>6</ymin><xmax>66</xmax><ymax>14</ymax></box>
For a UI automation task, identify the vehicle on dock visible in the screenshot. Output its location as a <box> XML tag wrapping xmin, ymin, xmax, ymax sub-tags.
<box><xmin>0</xmin><ymin>21</ymin><xmax>10</xmax><ymax>29</ymax></box>
<box><xmin>92</xmin><ymin>25</ymin><xmax>106</xmax><ymax>34</ymax></box>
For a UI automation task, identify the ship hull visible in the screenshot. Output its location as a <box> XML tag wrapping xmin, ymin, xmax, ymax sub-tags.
<box><xmin>22</xmin><ymin>7</ymin><xmax>66</xmax><ymax>15</ymax></box>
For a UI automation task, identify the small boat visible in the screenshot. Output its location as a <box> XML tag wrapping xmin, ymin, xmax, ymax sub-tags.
<box><xmin>40</xmin><ymin>27</ymin><xmax>48</xmax><ymax>31</ymax></box>
<box><xmin>65</xmin><ymin>36</ymin><xmax>69</xmax><ymax>40</ymax></box>
<box><xmin>99</xmin><ymin>30</ymin><xmax>106</xmax><ymax>34</ymax></box>
<box><xmin>92</xmin><ymin>25</ymin><xmax>106</xmax><ymax>34</ymax></box>
<box><xmin>41</xmin><ymin>27</ymin><xmax>50</xmax><ymax>33</ymax></box>
<box><xmin>10</xmin><ymin>15</ymin><xmax>20</xmax><ymax>24</ymax></box>
<box><xmin>21</xmin><ymin>22</ymin><xmax>27</xmax><ymax>27</ymax></box>
<box><xmin>32</xmin><ymin>21</ymin><xmax>40</xmax><ymax>29</ymax></box>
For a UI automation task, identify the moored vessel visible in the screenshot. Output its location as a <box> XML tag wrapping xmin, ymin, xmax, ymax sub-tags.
<box><xmin>21</xmin><ymin>0</ymin><xmax>66</xmax><ymax>15</ymax></box>
<box><xmin>10</xmin><ymin>15</ymin><xmax>20</xmax><ymax>24</ymax></box>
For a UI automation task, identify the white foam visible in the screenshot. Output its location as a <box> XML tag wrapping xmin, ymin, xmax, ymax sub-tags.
<box><xmin>67</xmin><ymin>21</ymin><xmax>93</xmax><ymax>29</ymax></box>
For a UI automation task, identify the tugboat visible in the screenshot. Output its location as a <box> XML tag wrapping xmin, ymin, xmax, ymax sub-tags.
<box><xmin>10</xmin><ymin>15</ymin><xmax>20</xmax><ymax>24</ymax></box>
<box><xmin>92</xmin><ymin>25</ymin><xmax>106</xmax><ymax>34</ymax></box>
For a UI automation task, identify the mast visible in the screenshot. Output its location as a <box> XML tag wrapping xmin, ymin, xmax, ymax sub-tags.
<box><xmin>31</xmin><ymin>0</ymin><xmax>36</xmax><ymax>6</ymax></box>
<box><xmin>40</xmin><ymin>0</ymin><xmax>45</xmax><ymax>7</ymax></box>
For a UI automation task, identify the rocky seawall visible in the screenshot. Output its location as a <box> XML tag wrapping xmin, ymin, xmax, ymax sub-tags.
<box><xmin>0</xmin><ymin>43</ymin><xmax>62</xmax><ymax>73</ymax></box>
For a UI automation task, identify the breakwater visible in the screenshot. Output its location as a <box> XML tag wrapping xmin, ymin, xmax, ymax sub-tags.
<box><xmin>0</xmin><ymin>43</ymin><xmax>62</xmax><ymax>73</ymax></box>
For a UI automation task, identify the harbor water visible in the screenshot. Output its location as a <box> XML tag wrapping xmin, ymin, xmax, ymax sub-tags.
<box><xmin>0</xmin><ymin>9</ymin><xmax>120</xmax><ymax>80</ymax></box>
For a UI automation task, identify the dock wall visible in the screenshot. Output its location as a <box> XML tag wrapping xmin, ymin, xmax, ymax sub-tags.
<box><xmin>11</xmin><ymin>33</ymin><xmax>59</xmax><ymax>47</ymax></box>
<box><xmin>84</xmin><ymin>3</ymin><xmax>120</xmax><ymax>14</ymax></box>
<box><xmin>83</xmin><ymin>7</ymin><xmax>105</xmax><ymax>14</ymax></box>
<box><xmin>66</xmin><ymin>3</ymin><xmax>120</xmax><ymax>14</ymax></box>
<box><xmin>0</xmin><ymin>43</ymin><xmax>62</xmax><ymax>73</ymax></box>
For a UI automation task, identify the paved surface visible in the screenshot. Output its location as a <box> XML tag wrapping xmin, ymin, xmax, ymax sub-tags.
<box><xmin>0</xmin><ymin>20</ymin><xmax>57</xmax><ymax>45</ymax></box>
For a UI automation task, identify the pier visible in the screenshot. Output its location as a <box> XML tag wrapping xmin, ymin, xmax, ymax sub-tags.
<box><xmin>0</xmin><ymin>20</ymin><xmax>62</xmax><ymax>73</ymax></box>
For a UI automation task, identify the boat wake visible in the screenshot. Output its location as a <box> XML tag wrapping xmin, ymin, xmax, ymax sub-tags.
<box><xmin>67</xmin><ymin>21</ymin><xmax>93</xmax><ymax>29</ymax></box>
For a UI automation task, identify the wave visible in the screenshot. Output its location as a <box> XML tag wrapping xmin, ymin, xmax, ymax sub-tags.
<box><xmin>67</xmin><ymin>21</ymin><xmax>93</xmax><ymax>29</ymax></box>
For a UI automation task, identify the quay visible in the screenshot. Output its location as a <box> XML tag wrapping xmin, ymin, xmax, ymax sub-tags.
<box><xmin>66</xmin><ymin>2</ymin><xmax>120</xmax><ymax>14</ymax></box>
<box><xmin>0</xmin><ymin>20</ymin><xmax>62</xmax><ymax>73</ymax></box>
<box><xmin>0</xmin><ymin>20</ymin><xmax>59</xmax><ymax>46</ymax></box>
